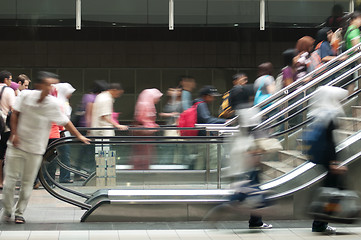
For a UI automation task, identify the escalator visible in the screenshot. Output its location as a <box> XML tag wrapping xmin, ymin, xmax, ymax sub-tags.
<box><xmin>39</xmin><ymin>43</ymin><xmax>361</xmax><ymax>222</ymax></box>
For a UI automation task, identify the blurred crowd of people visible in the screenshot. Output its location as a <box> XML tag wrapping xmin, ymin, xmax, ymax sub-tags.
<box><xmin>0</xmin><ymin>6</ymin><xmax>359</xmax><ymax>229</ymax></box>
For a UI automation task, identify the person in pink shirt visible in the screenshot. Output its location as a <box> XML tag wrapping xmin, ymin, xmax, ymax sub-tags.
<box><xmin>132</xmin><ymin>88</ymin><xmax>163</xmax><ymax>169</ymax></box>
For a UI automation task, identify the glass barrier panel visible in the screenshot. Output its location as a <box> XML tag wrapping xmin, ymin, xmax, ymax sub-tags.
<box><xmin>42</xmin><ymin>139</ymin><xmax>231</xmax><ymax>195</ymax></box>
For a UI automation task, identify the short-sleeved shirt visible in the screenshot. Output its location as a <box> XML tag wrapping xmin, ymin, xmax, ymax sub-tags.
<box><xmin>346</xmin><ymin>25</ymin><xmax>361</xmax><ymax>50</ymax></box>
<box><xmin>253</xmin><ymin>75</ymin><xmax>275</xmax><ymax>95</ymax></box>
<box><xmin>9</xmin><ymin>90</ymin><xmax>69</xmax><ymax>155</ymax></box>
<box><xmin>0</xmin><ymin>83</ymin><xmax>15</xmax><ymax>132</ymax></box>
<box><xmin>282</xmin><ymin>66</ymin><xmax>296</xmax><ymax>84</ymax></box>
<box><xmin>78</xmin><ymin>93</ymin><xmax>97</xmax><ymax>127</ymax></box>
<box><xmin>319</xmin><ymin>41</ymin><xmax>335</xmax><ymax>59</ymax></box>
<box><xmin>90</xmin><ymin>91</ymin><xmax>114</xmax><ymax>136</ymax></box>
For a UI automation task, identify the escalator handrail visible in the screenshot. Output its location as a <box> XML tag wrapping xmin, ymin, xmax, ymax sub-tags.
<box><xmin>253</xmin><ymin>58</ymin><xmax>361</xmax><ymax>131</ymax></box>
<box><xmin>38</xmin><ymin>165</ymin><xmax>92</xmax><ymax>209</ymax></box>
<box><xmin>47</xmin><ymin>135</ymin><xmax>226</xmax><ymax>149</ymax></box>
<box><xmin>268</xmin><ymin>88</ymin><xmax>361</xmax><ymax>137</ymax></box>
<box><xmin>254</xmin><ymin>41</ymin><xmax>361</xmax><ymax>110</ymax></box>
<box><xmin>261</xmin><ymin>130</ymin><xmax>361</xmax><ymax>195</ymax></box>
<box><xmin>265</xmin><ymin>150</ymin><xmax>361</xmax><ymax>200</ymax></box>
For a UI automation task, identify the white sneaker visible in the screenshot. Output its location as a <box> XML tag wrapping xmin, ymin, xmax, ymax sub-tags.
<box><xmin>249</xmin><ymin>223</ymin><xmax>273</xmax><ymax>229</ymax></box>
<box><xmin>324</xmin><ymin>226</ymin><xmax>336</xmax><ymax>234</ymax></box>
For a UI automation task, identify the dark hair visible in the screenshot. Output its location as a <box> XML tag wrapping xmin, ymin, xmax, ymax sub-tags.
<box><xmin>0</xmin><ymin>70</ymin><xmax>12</xmax><ymax>83</ymax></box>
<box><xmin>92</xmin><ymin>80</ymin><xmax>109</xmax><ymax>94</ymax></box>
<box><xmin>232</xmin><ymin>73</ymin><xmax>246</xmax><ymax>81</ymax></box>
<box><xmin>350</xmin><ymin>11</ymin><xmax>361</xmax><ymax>21</ymax></box>
<box><xmin>16</xmin><ymin>74</ymin><xmax>31</xmax><ymax>84</ymax></box>
<box><xmin>332</xmin><ymin>4</ymin><xmax>343</xmax><ymax>17</ymax></box>
<box><xmin>35</xmin><ymin>71</ymin><xmax>59</xmax><ymax>84</ymax></box>
<box><xmin>315</xmin><ymin>27</ymin><xmax>332</xmax><ymax>47</ymax></box>
<box><xmin>109</xmin><ymin>83</ymin><xmax>123</xmax><ymax>90</ymax></box>
<box><xmin>282</xmin><ymin>49</ymin><xmax>296</xmax><ymax>67</ymax></box>
<box><xmin>257</xmin><ymin>62</ymin><xmax>273</xmax><ymax>77</ymax></box>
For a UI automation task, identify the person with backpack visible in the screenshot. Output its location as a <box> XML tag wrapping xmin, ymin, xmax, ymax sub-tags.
<box><xmin>0</xmin><ymin>70</ymin><xmax>15</xmax><ymax>190</ymax></box>
<box><xmin>308</xmin><ymin>27</ymin><xmax>342</xmax><ymax>74</ymax></box>
<box><xmin>192</xmin><ymin>86</ymin><xmax>227</xmax><ymax>169</ymax></box>
<box><xmin>306</xmin><ymin>86</ymin><xmax>348</xmax><ymax>234</ymax></box>
<box><xmin>219</xmin><ymin>73</ymin><xmax>251</xmax><ymax>119</ymax></box>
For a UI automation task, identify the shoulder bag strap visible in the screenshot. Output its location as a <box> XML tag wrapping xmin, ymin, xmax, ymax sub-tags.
<box><xmin>0</xmin><ymin>86</ymin><xmax>7</xmax><ymax>102</ymax></box>
<box><xmin>256</xmin><ymin>76</ymin><xmax>268</xmax><ymax>93</ymax></box>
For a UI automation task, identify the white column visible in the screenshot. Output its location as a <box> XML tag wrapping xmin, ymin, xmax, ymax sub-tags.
<box><xmin>350</xmin><ymin>0</ymin><xmax>355</xmax><ymax>12</ymax></box>
<box><xmin>76</xmin><ymin>0</ymin><xmax>81</xmax><ymax>30</ymax></box>
<box><xmin>169</xmin><ymin>0</ymin><xmax>174</xmax><ymax>30</ymax></box>
<box><xmin>260</xmin><ymin>0</ymin><xmax>265</xmax><ymax>31</ymax></box>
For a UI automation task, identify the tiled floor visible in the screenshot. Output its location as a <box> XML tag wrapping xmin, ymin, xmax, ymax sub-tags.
<box><xmin>2</xmin><ymin>189</ymin><xmax>361</xmax><ymax>239</ymax></box>
<box><xmin>2</xmin><ymin>228</ymin><xmax>361</xmax><ymax>240</ymax></box>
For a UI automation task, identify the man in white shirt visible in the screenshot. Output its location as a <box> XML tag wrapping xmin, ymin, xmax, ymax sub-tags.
<box><xmin>0</xmin><ymin>70</ymin><xmax>15</xmax><ymax>189</ymax></box>
<box><xmin>2</xmin><ymin>71</ymin><xmax>90</xmax><ymax>224</ymax></box>
<box><xmin>90</xmin><ymin>83</ymin><xmax>127</xmax><ymax>136</ymax></box>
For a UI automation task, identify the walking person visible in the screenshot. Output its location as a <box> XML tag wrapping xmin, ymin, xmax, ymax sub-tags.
<box><xmin>132</xmin><ymin>88</ymin><xmax>163</xmax><ymax>169</ymax></box>
<box><xmin>1</xmin><ymin>71</ymin><xmax>90</xmax><ymax>224</ymax></box>
<box><xmin>308</xmin><ymin>86</ymin><xmax>349</xmax><ymax>234</ymax></box>
<box><xmin>0</xmin><ymin>70</ymin><xmax>15</xmax><ymax>189</ymax></box>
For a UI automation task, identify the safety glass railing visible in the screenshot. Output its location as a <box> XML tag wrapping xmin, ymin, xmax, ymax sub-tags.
<box><xmin>40</xmin><ymin>132</ymin><xmax>233</xmax><ymax>206</ymax></box>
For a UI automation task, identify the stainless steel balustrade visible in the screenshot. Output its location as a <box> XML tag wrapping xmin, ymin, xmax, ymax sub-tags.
<box><xmin>254</xmin><ymin>59</ymin><xmax>361</xmax><ymax>130</ymax></box>
<box><xmin>254</xmin><ymin>42</ymin><xmax>361</xmax><ymax>110</ymax></box>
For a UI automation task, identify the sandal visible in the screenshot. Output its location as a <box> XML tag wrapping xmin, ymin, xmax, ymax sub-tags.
<box><xmin>15</xmin><ymin>216</ymin><xmax>25</xmax><ymax>224</ymax></box>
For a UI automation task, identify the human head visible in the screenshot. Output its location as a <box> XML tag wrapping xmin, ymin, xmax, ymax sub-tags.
<box><xmin>316</xmin><ymin>27</ymin><xmax>333</xmax><ymax>45</ymax></box>
<box><xmin>108</xmin><ymin>83</ymin><xmax>124</xmax><ymax>98</ymax></box>
<box><xmin>199</xmin><ymin>85</ymin><xmax>221</xmax><ymax>103</ymax></box>
<box><xmin>0</xmin><ymin>70</ymin><xmax>12</xmax><ymax>86</ymax></box>
<box><xmin>332</xmin><ymin>4</ymin><xmax>344</xmax><ymax>17</ymax></box>
<box><xmin>296</xmin><ymin>36</ymin><xmax>315</xmax><ymax>53</ymax></box>
<box><xmin>16</xmin><ymin>74</ymin><xmax>31</xmax><ymax>91</ymax></box>
<box><xmin>257</xmin><ymin>62</ymin><xmax>273</xmax><ymax>78</ymax></box>
<box><xmin>350</xmin><ymin>11</ymin><xmax>361</xmax><ymax>28</ymax></box>
<box><xmin>167</xmin><ymin>87</ymin><xmax>182</xmax><ymax>98</ymax></box>
<box><xmin>35</xmin><ymin>71</ymin><xmax>60</xmax><ymax>96</ymax></box>
<box><xmin>179</xmin><ymin>76</ymin><xmax>196</xmax><ymax>91</ymax></box>
<box><xmin>282</xmin><ymin>49</ymin><xmax>296</xmax><ymax>67</ymax></box>
<box><xmin>232</xmin><ymin>73</ymin><xmax>248</xmax><ymax>86</ymax></box>
<box><xmin>92</xmin><ymin>80</ymin><xmax>109</xmax><ymax>94</ymax></box>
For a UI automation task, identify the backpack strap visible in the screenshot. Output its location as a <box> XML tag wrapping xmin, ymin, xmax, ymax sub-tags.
<box><xmin>0</xmin><ymin>86</ymin><xmax>7</xmax><ymax>102</ymax></box>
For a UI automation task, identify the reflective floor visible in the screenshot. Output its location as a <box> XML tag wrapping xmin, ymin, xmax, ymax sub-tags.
<box><xmin>1</xmin><ymin>188</ymin><xmax>361</xmax><ymax>239</ymax></box>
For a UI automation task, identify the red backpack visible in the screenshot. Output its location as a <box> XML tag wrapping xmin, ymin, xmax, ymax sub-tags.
<box><xmin>178</xmin><ymin>101</ymin><xmax>204</xmax><ymax>136</ymax></box>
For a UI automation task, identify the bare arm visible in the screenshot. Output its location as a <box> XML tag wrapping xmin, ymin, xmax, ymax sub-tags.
<box><xmin>100</xmin><ymin>115</ymin><xmax>128</xmax><ymax>130</ymax></box>
<box><xmin>9</xmin><ymin>110</ymin><xmax>20</xmax><ymax>147</ymax></box>
<box><xmin>64</xmin><ymin>121</ymin><xmax>90</xmax><ymax>144</ymax></box>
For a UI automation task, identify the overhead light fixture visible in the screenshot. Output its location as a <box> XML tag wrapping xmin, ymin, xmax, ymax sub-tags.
<box><xmin>112</xmin><ymin>22</ymin><xmax>117</xmax><ymax>26</ymax></box>
<box><xmin>76</xmin><ymin>0</ymin><xmax>81</xmax><ymax>30</ymax></box>
<box><xmin>234</xmin><ymin>23</ymin><xmax>238</xmax><ymax>27</ymax></box>
<box><xmin>169</xmin><ymin>0</ymin><xmax>174</xmax><ymax>30</ymax></box>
